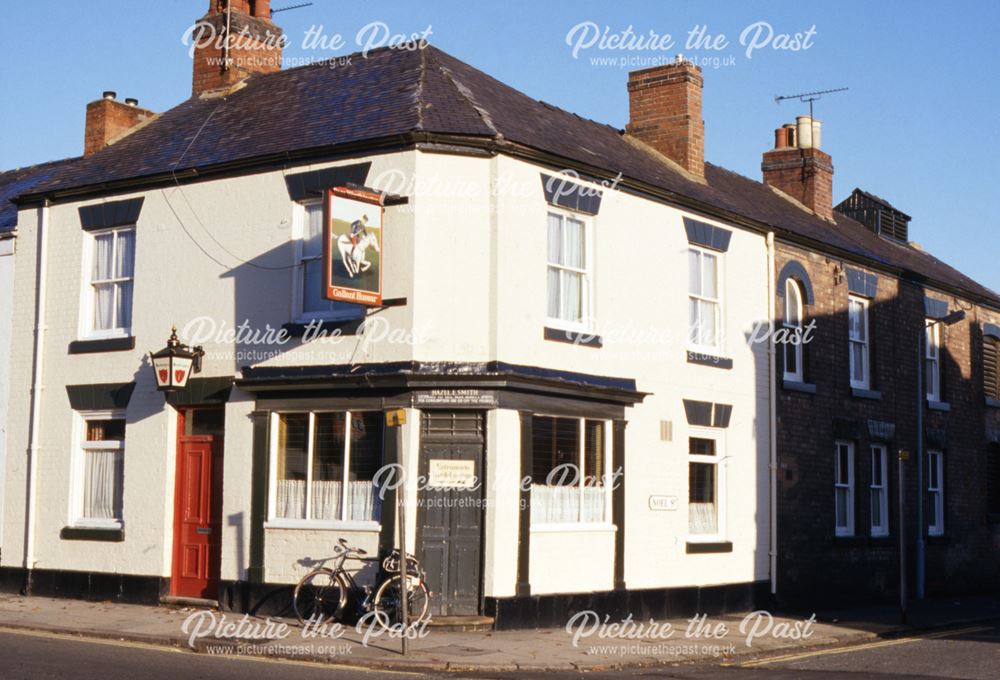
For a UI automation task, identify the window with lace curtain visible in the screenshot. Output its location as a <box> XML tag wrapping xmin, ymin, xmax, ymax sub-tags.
<box><xmin>269</xmin><ymin>410</ymin><xmax>383</xmax><ymax>526</ymax></box>
<box><xmin>72</xmin><ymin>412</ymin><xmax>125</xmax><ymax>528</ymax></box>
<box><xmin>85</xmin><ymin>226</ymin><xmax>135</xmax><ymax>338</ymax></box>
<box><xmin>688</xmin><ymin>435</ymin><xmax>724</xmax><ymax>538</ymax></box>
<box><xmin>530</xmin><ymin>416</ymin><xmax>610</xmax><ymax>526</ymax></box>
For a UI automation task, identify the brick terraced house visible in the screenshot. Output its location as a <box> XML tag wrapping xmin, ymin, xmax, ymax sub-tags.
<box><xmin>1</xmin><ymin>1</ymin><xmax>997</xmax><ymax>627</ymax></box>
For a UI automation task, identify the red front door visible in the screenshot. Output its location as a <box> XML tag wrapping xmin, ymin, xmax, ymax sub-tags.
<box><xmin>172</xmin><ymin>432</ymin><xmax>224</xmax><ymax>599</ymax></box>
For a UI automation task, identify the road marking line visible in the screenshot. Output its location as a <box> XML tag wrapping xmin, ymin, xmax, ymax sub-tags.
<box><xmin>737</xmin><ymin>625</ymin><xmax>992</xmax><ymax>667</ymax></box>
<box><xmin>0</xmin><ymin>626</ymin><xmax>424</xmax><ymax>676</ymax></box>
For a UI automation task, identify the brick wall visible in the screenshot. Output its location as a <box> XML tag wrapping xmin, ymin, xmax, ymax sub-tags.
<box><xmin>762</xmin><ymin>148</ymin><xmax>834</xmax><ymax>220</ymax></box>
<box><xmin>773</xmin><ymin>241</ymin><xmax>1000</xmax><ymax>604</ymax></box>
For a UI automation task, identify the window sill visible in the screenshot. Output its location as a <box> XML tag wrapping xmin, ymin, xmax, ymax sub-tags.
<box><xmin>686</xmin><ymin>351</ymin><xmax>733</xmax><ymax>369</ymax></box>
<box><xmin>986</xmin><ymin>397</ymin><xmax>1000</xmax><ymax>409</ymax></box>
<box><xmin>61</xmin><ymin>526</ymin><xmax>124</xmax><ymax>542</ymax></box>
<box><xmin>685</xmin><ymin>541</ymin><xmax>733</xmax><ymax>554</ymax></box>
<box><xmin>927</xmin><ymin>400</ymin><xmax>951</xmax><ymax>412</ymax></box>
<box><xmin>530</xmin><ymin>523</ymin><xmax>617</xmax><ymax>534</ymax></box>
<box><xmin>283</xmin><ymin>318</ymin><xmax>364</xmax><ymax>338</ymax></box>
<box><xmin>264</xmin><ymin>519</ymin><xmax>380</xmax><ymax>531</ymax></box>
<box><xmin>851</xmin><ymin>387</ymin><xmax>882</xmax><ymax>400</ymax></box>
<box><xmin>543</xmin><ymin>326</ymin><xmax>602</xmax><ymax>348</ymax></box>
<box><xmin>782</xmin><ymin>380</ymin><xmax>816</xmax><ymax>394</ymax></box>
<box><xmin>69</xmin><ymin>336</ymin><xmax>136</xmax><ymax>354</ymax></box>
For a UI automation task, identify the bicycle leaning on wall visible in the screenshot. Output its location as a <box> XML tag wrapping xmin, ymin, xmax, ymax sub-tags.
<box><xmin>293</xmin><ymin>538</ymin><xmax>430</xmax><ymax>626</ymax></box>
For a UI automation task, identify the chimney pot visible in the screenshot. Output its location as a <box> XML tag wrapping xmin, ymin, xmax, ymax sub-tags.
<box><xmin>102</xmin><ymin>90</ymin><xmax>117</xmax><ymax>100</ymax></box>
<box><xmin>774</xmin><ymin>127</ymin><xmax>790</xmax><ymax>149</ymax></box>
<box><xmin>125</xmin><ymin>97</ymin><xmax>139</xmax><ymax>107</ymax></box>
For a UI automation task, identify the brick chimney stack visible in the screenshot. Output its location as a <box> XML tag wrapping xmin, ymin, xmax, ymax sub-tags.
<box><xmin>83</xmin><ymin>92</ymin><xmax>155</xmax><ymax>156</ymax></box>
<box><xmin>191</xmin><ymin>0</ymin><xmax>283</xmax><ymax>95</ymax></box>
<box><xmin>625</xmin><ymin>56</ymin><xmax>705</xmax><ymax>178</ymax></box>
<box><xmin>762</xmin><ymin>116</ymin><xmax>834</xmax><ymax>220</ymax></box>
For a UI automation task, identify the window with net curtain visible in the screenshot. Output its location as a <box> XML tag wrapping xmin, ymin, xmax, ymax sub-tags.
<box><xmin>530</xmin><ymin>416</ymin><xmax>607</xmax><ymax>524</ymax></box>
<box><xmin>297</xmin><ymin>202</ymin><xmax>364</xmax><ymax>322</ymax></box>
<box><xmin>546</xmin><ymin>212</ymin><xmax>590</xmax><ymax>330</ymax></box>
<box><xmin>89</xmin><ymin>227</ymin><xmax>135</xmax><ymax>335</ymax></box>
<box><xmin>688</xmin><ymin>437</ymin><xmax>720</xmax><ymax>536</ymax></box>
<box><xmin>273</xmin><ymin>411</ymin><xmax>383</xmax><ymax>523</ymax></box>
<box><xmin>77</xmin><ymin>416</ymin><xmax>125</xmax><ymax>526</ymax></box>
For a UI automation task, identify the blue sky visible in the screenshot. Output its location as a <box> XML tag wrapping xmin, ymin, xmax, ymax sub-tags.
<box><xmin>1</xmin><ymin>1</ymin><xmax>997</xmax><ymax>291</ymax></box>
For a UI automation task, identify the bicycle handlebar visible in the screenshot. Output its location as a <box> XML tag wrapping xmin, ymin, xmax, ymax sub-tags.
<box><xmin>337</xmin><ymin>537</ymin><xmax>368</xmax><ymax>556</ymax></box>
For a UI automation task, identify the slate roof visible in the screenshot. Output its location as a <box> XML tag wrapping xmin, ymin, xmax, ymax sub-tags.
<box><xmin>5</xmin><ymin>45</ymin><xmax>997</xmax><ymax>302</ymax></box>
<box><xmin>0</xmin><ymin>158</ymin><xmax>79</xmax><ymax>231</ymax></box>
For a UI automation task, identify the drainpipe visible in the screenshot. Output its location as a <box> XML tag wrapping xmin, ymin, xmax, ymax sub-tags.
<box><xmin>23</xmin><ymin>199</ymin><xmax>51</xmax><ymax>593</ymax></box>
<box><xmin>766</xmin><ymin>232</ymin><xmax>778</xmax><ymax>596</ymax></box>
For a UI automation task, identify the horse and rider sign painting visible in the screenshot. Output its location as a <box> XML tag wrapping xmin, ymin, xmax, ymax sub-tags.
<box><xmin>323</xmin><ymin>186</ymin><xmax>383</xmax><ymax>306</ymax></box>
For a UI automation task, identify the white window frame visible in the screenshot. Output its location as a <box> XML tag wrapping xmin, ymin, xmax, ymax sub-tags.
<box><xmin>870</xmin><ymin>444</ymin><xmax>889</xmax><ymax>537</ymax></box>
<box><xmin>291</xmin><ymin>201</ymin><xmax>364</xmax><ymax>324</ymax></box>
<box><xmin>687</xmin><ymin>246</ymin><xmax>725</xmax><ymax>354</ymax></box>
<box><xmin>79</xmin><ymin>226</ymin><xmax>135</xmax><ymax>340</ymax></box>
<box><xmin>545</xmin><ymin>209</ymin><xmax>595</xmax><ymax>334</ymax></box>
<box><xmin>927</xmin><ymin>449</ymin><xmax>944</xmax><ymax>536</ymax></box>
<box><xmin>925</xmin><ymin>320</ymin><xmax>941</xmax><ymax>402</ymax></box>
<box><xmin>687</xmin><ymin>429</ymin><xmax>726</xmax><ymax>542</ymax></box>
<box><xmin>530</xmin><ymin>416</ymin><xmax>614</xmax><ymax>532</ymax></box>
<box><xmin>783</xmin><ymin>279</ymin><xmax>804</xmax><ymax>382</ymax></box>
<box><xmin>266</xmin><ymin>410</ymin><xmax>381</xmax><ymax>530</ymax></box>
<box><xmin>848</xmin><ymin>296</ymin><xmax>870</xmax><ymax>389</ymax></box>
<box><xmin>834</xmin><ymin>440</ymin><xmax>855</xmax><ymax>536</ymax></box>
<box><xmin>69</xmin><ymin>409</ymin><xmax>125</xmax><ymax>530</ymax></box>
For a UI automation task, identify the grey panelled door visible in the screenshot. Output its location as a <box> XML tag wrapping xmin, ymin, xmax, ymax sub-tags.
<box><xmin>417</xmin><ymin>411</ymin><xmax>485</xmax><ymax>616</ymax></box>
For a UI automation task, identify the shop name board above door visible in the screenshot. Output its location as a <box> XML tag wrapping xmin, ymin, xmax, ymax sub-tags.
<box><xmin>412</xmin><ymin>389</ymin><xmax>499</xmax><ymax>408</ymax></box>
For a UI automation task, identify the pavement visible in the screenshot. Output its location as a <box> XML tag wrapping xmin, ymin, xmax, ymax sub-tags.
<box><xmin>0</xmin><ymin>592</ymin><xmax>996</xmax><ymax>673</ymax></box>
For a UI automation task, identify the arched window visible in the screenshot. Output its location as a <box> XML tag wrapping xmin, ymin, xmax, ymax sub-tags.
<box><xmin>783</xmin><ymin>279</ymin><xmax>804</xmax><ymax>382</ymax></box>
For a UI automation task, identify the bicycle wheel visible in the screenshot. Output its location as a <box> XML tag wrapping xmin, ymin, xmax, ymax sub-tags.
<box><xmin>372</xmin><ymin>575</ymin><xmax>430</xmax><ymax>626</ymax></box>
<box><xmin>292</xmin><ymin>568</ymin><xmax>347</xmax><ymax>625</ymax></box>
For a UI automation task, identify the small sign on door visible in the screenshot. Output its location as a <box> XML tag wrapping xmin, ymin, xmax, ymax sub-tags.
<box><xmin>427</xmin><ymin>459</ymin><xmax>477</xmax><ymax>489</ymax></box>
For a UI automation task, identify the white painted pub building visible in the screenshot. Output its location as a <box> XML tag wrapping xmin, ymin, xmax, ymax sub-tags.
<box><xmin>0</xmin><ymin>2</ymin><xmax>779</xmax><ymax>627</ymax></box>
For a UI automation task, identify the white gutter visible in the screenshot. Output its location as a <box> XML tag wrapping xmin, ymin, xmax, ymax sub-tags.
<box><xmin>766</xmin><ymin>232</ymin><xmax>778</xmax><ymax>596</ymax></box>
<box><xmin>23</xmin><ymin>200</ymin><xmax>50</xmax><ymax>588</ymax></box>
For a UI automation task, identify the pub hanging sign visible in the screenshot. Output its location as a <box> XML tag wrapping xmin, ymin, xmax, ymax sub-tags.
<box><xmin>323</xmin><ymin>186</ymin><xmax>384</xmax><ymax>306</ymax></box>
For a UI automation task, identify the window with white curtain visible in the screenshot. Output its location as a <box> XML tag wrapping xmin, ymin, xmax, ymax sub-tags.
<box><xmin>848</xmin><ymin>296</ymin><xmax>870</xmax><ymax>389</ymax></box>
<box><xmin>925</xmin><ymin>321</ymin><xmax>941</xmax><ymax>401</ymax></box>
<box><xmin>783</xmin><ymin>279</ymin><xmax>804</xmax><ymax>382</ymax></box>
<box><xmin>870</xmin><ymin>445</ymin><xmax>889</xmax><ymax>537</ymax></box>
<box><xmin>835</xmin><ymin>440</ymin><xmax>855</xmax><ymax>536</ymax></box>
<box><xmin>546</xmin><ymin>211</ymin><xmax>592</xmax><ymax>331</ymax></box>
<box><xmin>294</xmin><ymin>201</ymin><xmax>364</xmax><ymax>322</ymax></box>
<box><xmin>688</xmin><ymin>247</ymin><xmax>722</xmax><ymax>351</ymax></box>
<box><xmin>87</xmin><ymin>227</ymin><xmax>135</xmax><ymax>336</ymax></box>
<box><xmin>530</xmin><ymin>416</ymin><xmax>610</xmax><ymax>525</ymax></box>
<box><xmin>927</xmin><ymin>450</ymin><xmax>944</xmax><ymax>536</ymax></box>
<box><xmin>688</xmin><ymin>435</ymin><xmax>724</xmax><ymax>537</ymax></box>
<box><xmin>73</xmin><ymin>413</ymin><xmax>125</xmax><ymax>527</ymax></box>
<box><xmin>269</xmin><ymin>410</ymin><xmax>383</xmax><ymax>525</ymax></box>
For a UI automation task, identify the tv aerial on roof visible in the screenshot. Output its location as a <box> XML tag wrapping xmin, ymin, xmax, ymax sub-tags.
<box><xmin>775</xmin><ymin>87</ymin><xmax>849</xmax><ymax>120</ymax></box>
<box><xmin>270</xmin><ymin>2</ymin><xmax>313</xmax><ymax>15</ymax></box>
